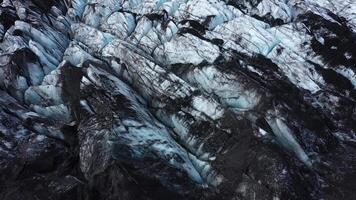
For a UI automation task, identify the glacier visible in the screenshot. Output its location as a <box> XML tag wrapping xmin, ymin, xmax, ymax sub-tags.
<box><xmin>0</xmin><ymin>0</ymin><xmax>356</xmax><ymax>199</ymax></box>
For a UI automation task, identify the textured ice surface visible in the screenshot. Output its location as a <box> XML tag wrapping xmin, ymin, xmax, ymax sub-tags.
<box><xmin>1</xmin><ymin>0</ymin><xmax>356</xmax><ymax>199</ymax></box>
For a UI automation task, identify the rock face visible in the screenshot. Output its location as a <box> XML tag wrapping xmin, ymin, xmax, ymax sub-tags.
<box><xmin>0</xmin><ymin>0</ymin><xmax>356</xmax><ymax>199</ymax></box>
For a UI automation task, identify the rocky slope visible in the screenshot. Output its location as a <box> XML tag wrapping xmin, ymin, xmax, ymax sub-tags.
<box><xmin>0</xmin><ymin>0</ymin><xmax>356</xmax><ymax>199</ymax></box>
